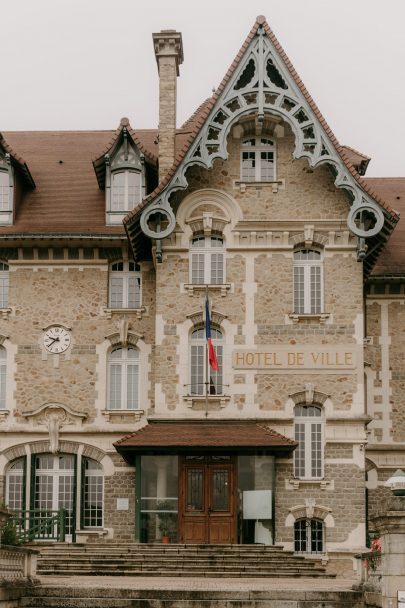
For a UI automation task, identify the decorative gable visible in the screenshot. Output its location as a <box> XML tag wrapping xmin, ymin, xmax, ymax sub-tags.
<box><xmin>127</xmin><ymin>16</ymin><xmax>398</xmax><ymax>273</ymax></box>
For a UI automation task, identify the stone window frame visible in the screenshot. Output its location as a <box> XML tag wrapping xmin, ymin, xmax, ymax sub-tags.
<box><xmin>184</xmin><ymin>309</ymin><xmax>230</xmax><ymax>408</ymax></box>
<box><xmin>293</xmin><ymin>248</ymin><xmax>324</xmax><ymax>315</ymax></box>
<box><xmin>107</xmin><ymin>345</ymin><xmax>140</xmax><ymax>411</ymax></box>
<box><xmin>293</xmin><ymin>403</ymin><xmax>325</xmax><ymax>481</ymax></box>
<box><xmin>96</xmin><ymin>328</ymin><xmax>150</xmax><ymax>422</ymax></box>
<box><xmin>189</xmin><ymin>324</ymin><xmax>224</xmax><ymax>397</ymax></box>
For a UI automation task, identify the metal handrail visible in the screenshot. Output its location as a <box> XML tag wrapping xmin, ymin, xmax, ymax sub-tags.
<box><xmin>10</xmin><ymin>509</ymin><xmax>71</xmax><ymax>542</ymax></box>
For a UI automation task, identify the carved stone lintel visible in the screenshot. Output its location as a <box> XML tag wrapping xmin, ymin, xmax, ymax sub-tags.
<box><xmin>305</xmin><ymin>383</ymin><xmax>315</xmax><ymax>405</ymax></box>
<box><xmin>22</xmin><ymin>403</ymin><xmax>87</xmax><ymax>454</ymax></box>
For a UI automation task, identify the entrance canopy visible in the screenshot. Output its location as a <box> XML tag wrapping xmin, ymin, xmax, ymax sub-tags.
<box><xmin>114</xmin><ymin>421</ymin><xmax>297</xmax><ymax>463</ymax></box>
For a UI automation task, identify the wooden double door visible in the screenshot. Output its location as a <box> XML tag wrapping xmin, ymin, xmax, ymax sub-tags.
<box><xmin>179</xmin><ymin>456</ymin><xmax>236</xmax><ymax>544</ymax></box>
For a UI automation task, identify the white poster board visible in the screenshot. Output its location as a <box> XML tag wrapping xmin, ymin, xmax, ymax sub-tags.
<box><xmin>398</xmin><ymin>590</ymin><xmax>405</xmax><ymax>607</ymax></box>
<box><xmin>116</xmin><ymin>498</ymin><xmax>129</xmax><ymax>511</ymax></box>
<box><xmin>242</xmin><ymin>490</ymin><xmax>272</xmax><ymax>519</ymax></box>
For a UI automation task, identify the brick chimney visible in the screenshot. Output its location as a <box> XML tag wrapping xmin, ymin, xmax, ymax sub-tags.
<box><xmin>152</xmin><ymin>30</ymin><xmax>184</xmax><ymax>180</ymax></box>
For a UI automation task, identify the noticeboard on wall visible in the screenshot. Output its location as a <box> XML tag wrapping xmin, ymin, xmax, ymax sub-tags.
<box><xmin>242</xmin><ymin>490</ymin><xmax>272</xmax><ymax>519</ymax></box>
<box><xmin>398</xmin><ymin>591</ymin><xmax>405</xmax><ymax>608</ymax></box>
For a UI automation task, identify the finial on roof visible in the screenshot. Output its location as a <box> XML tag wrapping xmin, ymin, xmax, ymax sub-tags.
<box><xmin>256</xmin><ymin>15</ymin><xmax>266</xmax><ymax>24</ymax></box>
<box><xmin>120</xmin><ymin>117</ymin><xmax>130</xmax><ymax>127</ymax></box>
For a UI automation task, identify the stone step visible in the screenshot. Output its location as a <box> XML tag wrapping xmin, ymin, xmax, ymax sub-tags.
<box><xmin>35</xmin><ymin>543</ymin><xmax>332</xmax><ymax>579</ymax></box>
<box><xmin>20</xmin><ymin>587</ymin><xmax>364</xmax><ymax>608</ymax></box>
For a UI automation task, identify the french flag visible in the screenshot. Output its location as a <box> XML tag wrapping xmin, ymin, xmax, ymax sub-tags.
<box><xmin>205</xmin><ymin>297</ymin><xmax>219</xmax><ymax>371</ymax></box>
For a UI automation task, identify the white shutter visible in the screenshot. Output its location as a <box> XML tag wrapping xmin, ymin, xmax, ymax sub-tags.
<box><xmin>293</xmin><ymin>266</ymin><xmax>305</xmax><ymax>313</ymax></box>
<box><xmin>109</xmin><ymin>364</ymin><xmax>122</xmax><ymax>409</ymax></box>
<box><xmin>127</xmin><ymin>276</ymin><xmax>141</xmax><ymax>308</ymax></box>
<box><xmin>191</xmin><ymin>253</ymin><xmax>205</xmax><ymax>284</ymax></box>
<box><xmin>109</xmin><ymin>277</ymin><xmax>124</xmax><ymax>308</ymax></box>
<box><xmin>211</xmin><ymin>253</ymin><xmax>224</xmax><ymax>284</ymax></box>
<box><xmin>127</xmin><ymin>364</ymin><xmax>139</xmax><ymax>409</ymax></box>
<box><xmin>310</xmin><ymin>266</ymin><xmax>321</xmax><ymax>313</ymax></box>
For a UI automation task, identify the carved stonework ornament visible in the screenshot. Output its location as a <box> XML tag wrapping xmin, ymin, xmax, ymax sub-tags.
<box><xmin>106</xmin><ymin>320</ymin><xmax>143</xmax><ymax>348</ymax></box>
<box><xmin>305</xmin><ymin>383</ymin><xmax>315</xmax><ymax>405</ymax></box>
<box><xmin>23</xmin><ymin>404</ymin><xmax>86</xmax><ymax>454</ymax></box>
<box><xmin>135</xmin><ymin>17</ymin><xmax>386</xmax><ymax>246</ymax></box>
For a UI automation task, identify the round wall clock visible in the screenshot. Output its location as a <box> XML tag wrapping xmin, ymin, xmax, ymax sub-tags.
<box><xmin>43</xmin><ymin>326</ymin><xmax>71</xmax><ymax>354</ymax></box>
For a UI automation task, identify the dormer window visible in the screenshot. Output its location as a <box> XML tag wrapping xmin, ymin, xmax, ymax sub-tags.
<box><xmin>102</xmin><ymin>125</ymin><xmax>147</xmax><ymax>225</ymax></box>
<box><xmin>111</xmin><ymin>170</ymin><xmax>141</xmax><ymax>212</ymax></box>
<box><xmin>0</xmin><ymin>169</ymin><xmax>12</xmax><ymax>225</ymax></box>
<box><xmin>241</xmin><ymin>137</ymin><xmax>275</xmax><ymax>182</ymax></box>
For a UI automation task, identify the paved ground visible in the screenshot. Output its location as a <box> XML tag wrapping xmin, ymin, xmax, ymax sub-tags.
<box><xmin>37</xmin><ymin>575</ymin><xmax>359</xmax><ymax>592</ymax></box>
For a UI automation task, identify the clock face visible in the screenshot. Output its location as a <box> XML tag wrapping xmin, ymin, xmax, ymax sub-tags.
<box><xmin>43</xmin><ymin>326</ymin><xmax>71</xmax><ymax>354</ymax></box>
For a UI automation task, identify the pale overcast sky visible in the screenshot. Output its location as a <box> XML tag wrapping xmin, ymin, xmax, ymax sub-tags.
<box><xmin>1</xmin><ymin>0</ymin><xmax>404</xmax><ymax>176</ymax></box>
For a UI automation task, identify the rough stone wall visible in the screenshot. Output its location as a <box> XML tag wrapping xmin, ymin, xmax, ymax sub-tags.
<box><xmin>104</xmin><ymin>467</ymin><xmax>136</xmax><ymax>541</ymax></box>
<box><xmin>1</xmin><ymin>259</ymin><xmax>155</xmax><ymax>421</ymax></box>
<box><xmin>275</xmin><ymin>454</ymin><xmax>365</xmax><ymax>546</ymax></box>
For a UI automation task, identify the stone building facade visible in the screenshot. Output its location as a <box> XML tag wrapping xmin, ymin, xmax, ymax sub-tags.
<box><xmin>0</xmin><ymin>16</ymin><xmax>404</xmax><ymax>576</ymax></box>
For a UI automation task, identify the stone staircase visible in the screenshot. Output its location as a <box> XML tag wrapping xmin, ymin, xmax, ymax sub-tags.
<box><xmin>19</xmin><ymin>585</ymin><xmax>364</xmax><ymax>608</ymax></box>
<box><xmin>35</xmin><ymin>542</ymin><xmax>335</xmax><ymax>578</ymax></box>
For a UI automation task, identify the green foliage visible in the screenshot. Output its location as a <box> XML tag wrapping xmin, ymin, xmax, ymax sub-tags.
<box><xmin>1</xmin><ymin>520</ymin><xmax>21</xmax><ymax>546</ymax></box>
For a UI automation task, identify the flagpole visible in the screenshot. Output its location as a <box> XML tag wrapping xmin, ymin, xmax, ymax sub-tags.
<box><xmin>205</xmin><ymin>284</ymin><xmax>209</xmax><ymax>418</ymax></box>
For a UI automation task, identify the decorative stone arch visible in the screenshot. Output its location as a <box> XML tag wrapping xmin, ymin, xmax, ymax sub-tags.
<box><xmin>289</xmin><ymin>231</ymin><xmax>329</xmax><ymax>250</ymax></box>
<box><xmin>289</xmin><ymin>384</ymin><xmax>330</xmax><ymax>407</ymax></box>
<box><xmin>138</xmin><ymin>20</ymin><xmax>386</xmax><ymax>245</ymax></box>
<box><xmin>2</xmin><ymin>444</ymin><xmax>26</xmax><ymax>463</ymax></box>
<box><xmin>286</xmin><ymin>501</ymin><xmax>334</xmax><ymax>528</ymax></box>
<box><xmin>187</xmin><ymin>309</ymin><xmax>227</xmax><ymax>329</ymax></box>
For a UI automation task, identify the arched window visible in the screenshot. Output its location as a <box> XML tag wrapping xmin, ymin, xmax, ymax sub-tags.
<box><xmin>293</xmin><ymin>249</ymin><xmax>323</xmax><ymax>314</ymax></box>
<box><xmin>190</xmin><ymin>235</ymin><xmax>224</xmax><ymax>284</ymax></box>
<box><xmin>294</xmin><ymin>404</ymin><xmax>324</xmax><ymax>479</ymax></box>
<box><xmin>0</xmin><ymin>262</ymin><xmax>9</xmax><ymax>308</ymax></box>
<box><xmin>108</xmin><ymin>346</ymin><xmax>140</xmax><ymax>410</ymax></box>
<box><xmin>6</xmin><ymin>457</ymin><xmax>25</xmax><ymax>511</ymax></box>
<box><xmin>5</xmin><ymin>453</ymin><xmax>104</xmax><ymax>538</ymax></box>
<box><xmin>109</xmin><ymin>260</ymin><xmax>141</xmax><ymax>308</ymax></box>
<box><xmin>0</xmin><ymin>346</ymin><xmax>6</xmax><ymax>410</ymax></box>
<box><xmin>241</xmin><ymin>137</ymin><xmax>276</xmax><ymax>182</ymax></box>
<box><xmin>0</xmin><ymin>172</ymin><xmax>9</xmax><ymax>211</ymax></box>
<box><xmin>111</xmin><ymin>170</ymin><xmax>141</xmax><ymax>212</ymax></box>
<box><xmin>294</xmin><ymin>518</ymin><xmax>324</xmax><ymax>554</ymax></box>
<box><xmin>83</xmin><ymin>458</ymin><xmax>104</xmax><ymax>528</ymax></box>
<box><xmin>190</xmin><ymin>327</ymin><xmax>223</xmax><ymax>396</ymax></box>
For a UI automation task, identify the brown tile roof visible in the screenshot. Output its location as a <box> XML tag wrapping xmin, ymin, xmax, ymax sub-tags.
<box><xmin>0</xmin><ymin>132</ymin><xmax>35</xmax><ymax>188</ymax></box>
<box><xmin>124</xmin><ymin>15</ymin><xmax>399</xmax><ymax>226</ymax></box>
<box><xmin>114</xmin><ymin>421</ymin><xmax>297</xmax><ymax>454</ymax></box>
<box><xmin>341</xmin><ymin>145</ymin><xmax>370</xmax><ymax>175</ymax></box>
<box><xmin>1</xmin><ymin>130</ymin><xmax>127</xmax><ymax>235</ymax></box>
<box><xmin>364</xmin><ymin>178</ymin><xmax>405</xmax><ymax>274</ymax></box>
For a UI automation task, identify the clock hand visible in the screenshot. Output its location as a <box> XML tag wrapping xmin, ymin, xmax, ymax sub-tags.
<box><xmin>47</xmin><ymin>337</ymin><xmax>60</xmax><ymax>345</ymax></box>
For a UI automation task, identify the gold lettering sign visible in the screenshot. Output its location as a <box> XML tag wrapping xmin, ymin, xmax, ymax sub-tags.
<box><xmin>233</xmin><ymin>346</ymin><xmax>357</xmax><ymax>371</ymax></box>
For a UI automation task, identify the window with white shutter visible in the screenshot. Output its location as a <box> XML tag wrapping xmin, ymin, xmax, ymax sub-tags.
<box><xmin>190</xmin><ymin>327</ymin><xmax>223</xmax><ymax>396</ymax></box>
<box><xmin>293</xmin><ymin>249</ymin><xmax>323</xmax><ymax>314</ymax></box>
<box><xmin>190</xmin><ymin>236</ymin><xmax>225</xmax><ymax>284</ymax></box>
<box><xmin>241</xmin><ymin>137</ymin><xmax>276</xmax><ymax>182</ymax></box>
<box><xmin>109</xmin><ymin>261</ymin><xmax>141</xmax><ymax>308</ymax></box>
<box><xmin>107</xmin><ymin>347</ymin><xmax>139</xmax><ymax>410</ymax></box>
<box><xmin>294</xmin><ymin>404</ymin><xmax>324</xmax><ymax>479</ymax></box>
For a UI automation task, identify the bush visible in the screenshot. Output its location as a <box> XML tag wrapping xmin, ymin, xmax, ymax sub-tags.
<box><xmin>1</xmin><ymin>520</ymin><xmax>21</xmax><ymax>546</ymax></box>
